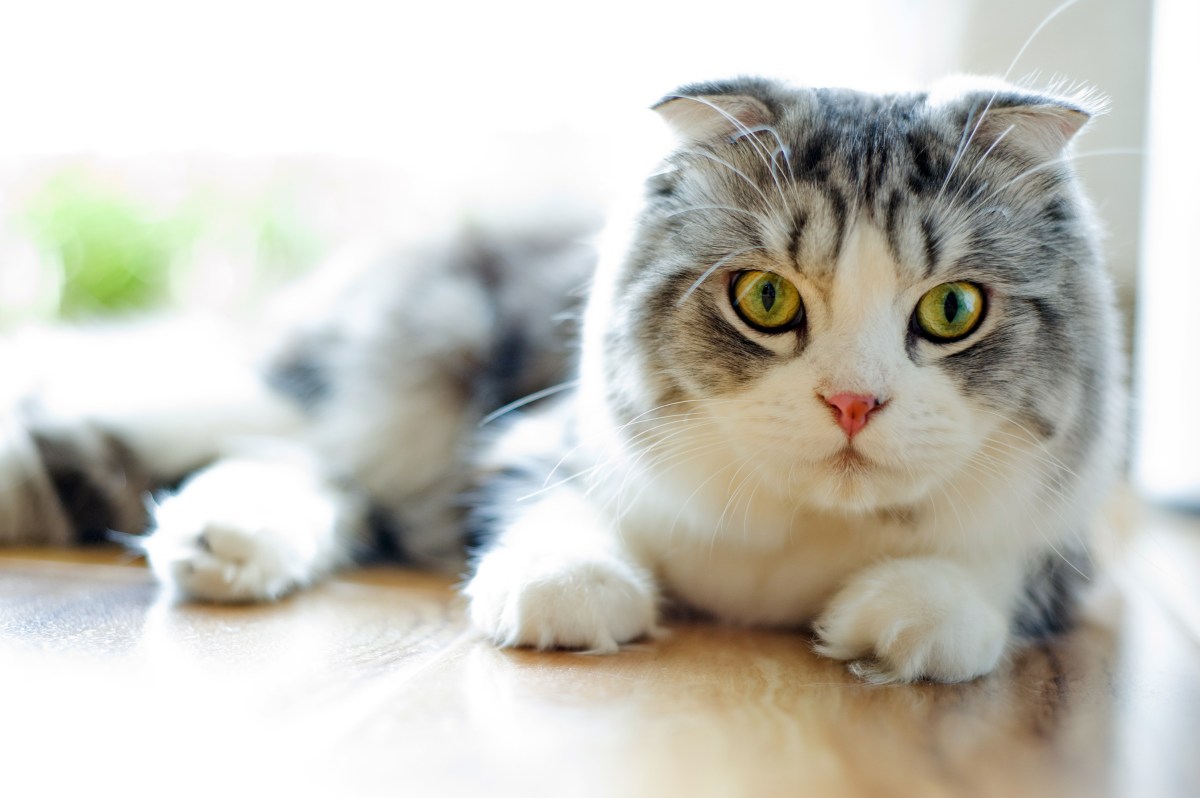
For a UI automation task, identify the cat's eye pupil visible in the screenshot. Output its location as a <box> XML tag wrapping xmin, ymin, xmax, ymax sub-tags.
<box><xmin>943</xmin><ymin>290</ymin><xmax>959</xmax><ymax>323</ymax></box>
<box><xmin>914</xmin><ymin>281</ymin><xmax>984</xmax><ymax>342</ymax></box>
<box><xmin>761</xmin><ymin>281</ymin><xmax>776</xmax><ymax>312</ymax></box>
<box><xmin>729</xmin><ymin>270</ymin><xmax>803</xmax><ymax>333</ymax></box>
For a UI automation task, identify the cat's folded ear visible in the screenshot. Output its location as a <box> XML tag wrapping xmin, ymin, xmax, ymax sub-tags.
<box><xmin>652</xmin><ymin>78</ymin><xmax>782</xmax><ymax>144</ymax></box>
<box><xmin>933</xmin><ymin>78</ymin><xmax>1106</xmax><ymax>160</ymax></box>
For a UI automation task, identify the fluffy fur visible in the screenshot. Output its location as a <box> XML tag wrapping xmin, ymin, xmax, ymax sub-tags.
<box><xmin>0</xmin><ymin>77</ymin><xmax>1123</xmax><ymax>683</ymax></box>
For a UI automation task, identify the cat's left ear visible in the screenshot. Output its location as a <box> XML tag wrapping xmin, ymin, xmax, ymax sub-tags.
<box><xmin>652</xmin><ymin>78</ymin><xmax>780</xmax><ymax>144</ymax></box>
<box><xmin>937</xmin><ymin>80</ymin><xmax>1105</xmax><ymax>160</ymax></box>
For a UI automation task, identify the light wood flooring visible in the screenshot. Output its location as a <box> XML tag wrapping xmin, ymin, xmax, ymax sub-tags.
<box><xmin>2</xmin><ymin>497</ymin><xmax>1199</xmax><ymax>798</ymax></box>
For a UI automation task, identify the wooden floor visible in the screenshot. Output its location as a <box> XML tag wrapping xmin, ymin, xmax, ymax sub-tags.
<box><xmin>3</xmin><ymin>500</ymin><xmax>1200</xmax><ymax>798</ymax></box>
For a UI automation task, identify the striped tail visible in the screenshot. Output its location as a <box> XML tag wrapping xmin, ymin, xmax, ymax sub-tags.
<box><xmin>0</xmin><ymin>411</ymin><xmax>153</xmax><ymax>545</ymax></box>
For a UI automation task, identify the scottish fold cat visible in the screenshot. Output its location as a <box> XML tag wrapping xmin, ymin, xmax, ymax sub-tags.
<box><xmin>464</xmin><ymin>76</ymin><xmax>1122</xmax><ymax>682</ymax></box>
<box><xmin>0</xmin><ymin>76</ymin><xmax>1122</xmax><ymax>683</ymax></box>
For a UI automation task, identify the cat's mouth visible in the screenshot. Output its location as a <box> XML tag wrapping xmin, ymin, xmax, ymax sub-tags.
<box><xmin>828</xmin><ymin>446</ymin><xmax>873</xmax><ymax>472</ymax></box>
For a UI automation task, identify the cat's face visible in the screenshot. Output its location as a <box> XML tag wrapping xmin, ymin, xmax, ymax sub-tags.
<box><xmin>596</xmin><ymin>78</ymin><xmax>1114</xmax><ymax>513</ymax></box>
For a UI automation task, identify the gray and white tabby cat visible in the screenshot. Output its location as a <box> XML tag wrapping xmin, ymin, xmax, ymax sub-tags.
<box><xmin>0</xmin><ymin>75</ymin><xmax>1123</xmax><ymax>683</ymax></box>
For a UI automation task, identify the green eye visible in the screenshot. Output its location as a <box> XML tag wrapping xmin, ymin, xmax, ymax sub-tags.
<box><xmin>730</xmin><ymin>271</ymin><xmax>804</xmax><ymax>332</ymax></box>
<box><xmin>914</xmin><ymin>281</ymin><xmax>985</xmax><ymax>341</ymax></box>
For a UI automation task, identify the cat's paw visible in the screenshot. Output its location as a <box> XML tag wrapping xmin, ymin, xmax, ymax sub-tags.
<box><xmin>465</xmin><ymin>549</ymin><xmax>659</xmax><ymax>653</ymax></box>
<box><xmin>143</xmin><ymin>458</ymin><xmax>349</xmax><ymax>603</ymax></box>
<box><xmin>813</xmin><ymin>559</ymin><xmax>1008</xmax><ymax>683</ymax></box>
<box><xmin>146</xmin><ymin>517</ymin><xmax>308</xmax><ymax>603</ymax></box>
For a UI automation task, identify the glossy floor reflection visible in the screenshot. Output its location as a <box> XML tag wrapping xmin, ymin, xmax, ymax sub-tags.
<box><xmin>2</xmin><ymin>510</ymin><xmax>1198</xmax><ymax>798</ymax></box>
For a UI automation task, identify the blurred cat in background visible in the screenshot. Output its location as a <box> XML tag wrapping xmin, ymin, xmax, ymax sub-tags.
<box><xmin>0</xmin><ymin>74</ymin><xmax>1122</xmax><ymax>683</ymax></box>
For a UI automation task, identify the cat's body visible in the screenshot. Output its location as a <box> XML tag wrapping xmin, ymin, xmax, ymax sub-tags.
<box><xmin>0</xmin><ymin>76</ymin><xmax>1123</xmax><ymax>683</ymax></box>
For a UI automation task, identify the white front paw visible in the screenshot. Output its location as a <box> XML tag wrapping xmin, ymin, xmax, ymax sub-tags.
<box><xmin>465</xmin><ymin>549</ymin><xmax>658</xmax><ymax>653</ymax></box>
<box><xmin>814</xmin><ymin>559</ymin><xmax>1008</xmax><ymax>683</ymax></box>
<box><xmin>143</xmin><ymin>459</ymin><xmax>346</xmax><ymax>603</ymax></box>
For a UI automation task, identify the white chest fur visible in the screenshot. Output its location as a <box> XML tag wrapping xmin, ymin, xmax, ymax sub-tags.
<box><xmin>599</xmin><ymin>426</ymin><xmax>1058</xmax><ymax>628</ymax></box>
<box><xmin>621</xmin><ymin>478</ymin><xmax>922</xmax><ymax>626</ymax></box>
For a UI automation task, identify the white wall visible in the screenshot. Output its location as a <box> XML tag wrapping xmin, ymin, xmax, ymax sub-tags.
<box><xmin>1133</xmin><ymin>0</ymin><xmax>1200</xmax><ymax>506</ymax></box>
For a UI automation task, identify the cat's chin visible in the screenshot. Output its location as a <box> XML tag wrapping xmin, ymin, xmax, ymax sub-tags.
<box><xmin>788</xmin><ymin>448</ymin><xmax>937</xmax><ymax>513</ymax></box>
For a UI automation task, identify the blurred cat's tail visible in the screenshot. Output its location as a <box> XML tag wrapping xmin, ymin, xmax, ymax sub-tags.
<box><xmin>0</xmin><ymin>318</ymin><xmax>303</xmax><ymax>545</ymax></box>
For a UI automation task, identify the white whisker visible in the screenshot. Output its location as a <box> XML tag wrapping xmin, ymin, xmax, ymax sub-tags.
<box><xmin>971</xmin><ymin>148</ymin><xmax>1144</xmax><ymax>209</ymax></box>
<box><xmin>665</xmin><ymin>204</ymin><xmax>773</xmax><ymax>227</ymax></box>
<box><xmin>668</xmin><ymin>95</ymin><xmax>796</xmax><ymax>221</ymax></box>
<box><xmin>677</xmin><ymin>247</ymin><xmax>768</xmax><ymax>306</ymax></box>
<box><xmin>678</xmin><ymin>147</ymin><xmax>773</xmax><ymax>208</ymax></box>
<box><xmin>479</xmin><ymin>380</ymin><xmax>579</xmax><ymax>427</ymax></box>
<box><xmin>946</xmin><ymin>123</ymin><xmax>1014</xmax><ymax>210</ymax></box>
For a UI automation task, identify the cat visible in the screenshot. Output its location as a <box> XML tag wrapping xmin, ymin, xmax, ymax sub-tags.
<box><xmin>0</xmin><ymin>75</ymin><xmax>1123</xmax><ymax>683</ymax></box>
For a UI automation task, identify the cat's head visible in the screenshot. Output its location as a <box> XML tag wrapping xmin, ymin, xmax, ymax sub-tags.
<box><xmin>588</xmin><ymin>76</ymin><xmax>1116</xmax><ymax>513</ymax></box>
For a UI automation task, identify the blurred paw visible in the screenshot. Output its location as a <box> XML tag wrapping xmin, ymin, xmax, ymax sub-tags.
<box><xmin>143</xmin><ymin>459</ymin><xmax>343</xmax><ymax>603</ymax></box>
<box><xmin>147</xmin><ymin>517</ymin><xmax>308</xmax><ymax>603</ymax></box>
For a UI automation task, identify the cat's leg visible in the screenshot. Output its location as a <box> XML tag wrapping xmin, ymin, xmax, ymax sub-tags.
<box><xmin>465</xmin><ymin>482</ymin><xmax>659</xmax><ymax>653</ymax></box>
<box><xmin>0</xmin><ymin>319</ymin><xmax>304</xmax><ymax>546</ymax></box>
<box><xmin>813</xmin><ymin>557</ymin><xmax>1014</xmax><ymax>683</ymax></box>
<box><xmin>144</xmin><ymin>451</ymin><xmax>368</xmax><ymax>603</ymax></box>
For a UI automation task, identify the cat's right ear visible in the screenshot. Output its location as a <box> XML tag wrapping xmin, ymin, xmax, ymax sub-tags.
<box><xmin>652</xmin><ymin>80</ymin><xmax>778</xmax><ymax>144</ymax></box>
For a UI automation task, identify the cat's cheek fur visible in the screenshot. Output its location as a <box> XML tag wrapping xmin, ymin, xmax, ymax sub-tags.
<box><xmin>813</xmin><ymin>558</ymin><xmax>1010</xmax><ymax>684</ymax></box>
<box><xmin>464</xmin><ymin>488</ymin><xmax>660</xmax><ymax>653</ymax></box>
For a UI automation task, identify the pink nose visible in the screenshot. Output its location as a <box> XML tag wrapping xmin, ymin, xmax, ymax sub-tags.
<box><xmin>824</xmin><ymin>392</ymin><xmax>882</xmax><ymax>438</ymax></box>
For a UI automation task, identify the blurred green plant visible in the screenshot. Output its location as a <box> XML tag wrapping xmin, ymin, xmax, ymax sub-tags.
<box><xmin>22</xmin><ymin>170</ymin><xmax>188</xmax><ymax>318</ymax></box>
<box><xmin>16</xmin><ymin>167</ymin><xmax>321</xmax><ymax>321</ymax></box>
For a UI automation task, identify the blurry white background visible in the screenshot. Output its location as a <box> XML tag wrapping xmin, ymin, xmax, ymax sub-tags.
<box><xmin>0</xmin><ymin>0</ymin><xmax>1147</xmax><ymax>301</ymax></box>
